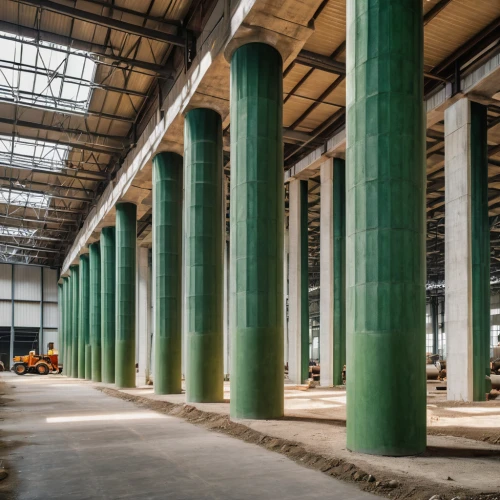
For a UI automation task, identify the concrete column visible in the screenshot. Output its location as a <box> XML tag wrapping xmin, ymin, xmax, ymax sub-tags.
<box><xmin>230</xmin><ymin>43</ymin><xmax>284</xmax><ymax>419</ymax></box>
<box><xmin>153</xmin><ymin>152</ymin><xmax>183</xmax><ymax>394</ymax></box>
<box><xmin>431</xmin><ymin>297</ymin><xmax>439</xmax><ymax>355</ymax></box>
<box><xmin>346</xmin><ymin>0</ymin><xmax>426</xmax><ymax>455</ymax></box>
<box><xmin>223</xmin><ymin>238</ymin><xmax>230</xmax><ymax>377</ymax></box>
<box><xmin>70</xmin><ymin>264</ymin><xmax>79</xmax><ymax>378</ymax></box>
<box><xmin>101</xmin><ymin>226</ymin><xmax>116</xmax><ymax>384</ymax></box>
<box><xmin>79</xmin><ymin>254</ymin><xmax>90</xmax><ymax>380</ymax></box>
<box><xmin>288</xmin><ymin>179</ymin><xmax>309</xmax><ymax>384</ymax></box>
<box><xmin>445</xmin><ymin>98</ymin><xmax>490</xmax><ymax>401</ymax></box>
<box><xmin>89</xmin><ymin>242</ymin><xmax>102</xmax><ymax>382</ymax></box>
<box><xmin>184</xmin><ymin>108</ymin><xmax>224</xmax><ymax>403</ymax></box>
<box><xmin>136</xmin><ymin>245</ymin><xmax>149</xmax><ymax>386</ymax></box>
<box><xmin>62</xmin><ymin>277</ymin><xmax>69</xmax><ymax>373</ymax></box>
<box><xmin>319</xmin><ymin>159</ymin><xmax>334</xmax><ymax>386</ymax></box>
<box><xmin>115</xmin><ymin>202</ymin><xmax>137</xmax><ymax>389</ymax></box>
<box><xmin>333</xmin><ymin>158</ymin><xmax>346</xmax><ymax>386</ymax></box>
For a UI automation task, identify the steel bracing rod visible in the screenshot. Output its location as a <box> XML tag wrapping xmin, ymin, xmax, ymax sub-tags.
<box><xmin>0</xmin><ymin>163</ymin><xmax>108</xmax><ymax>181</ymax></box>
<box><xmin>0</xmin><ymin>220</ymin><xmax>71</xmax><ymax>233</ymax></box>
<box><xmin>0</xmin><ymin>212</ymin><xmax>78</xmax><ymax>226</ymax></box>
<box><xmin>0</xmin><ymin>97</ymin><xmax>135</xmax><ymax>123</ymax></box>
<box><xmin>295</xmin><ymin>50</ymin><xmax>346</xmax><ymax>75</ymax></box>
<box><xmin>0</xmin><ymin>22</ymin><xmax>175</xmax><ymax>78</ymax></box>
<box><xmin>0</xmin><ymin>183</ymin><xmax>92</xmax><ymax>203</ymax></box>
<box><xmin>16</xmin><ymin>0</ymin><xmax>186</xmax><ymax>47</ymax></box>
<box><xmin>3</xmin><ymin>131</ymin><xmax>119</xmax><ymax>156</ymax></box>
<box><xmin>0</xmin><ymin>240</ymin><xmax>60</xmax><ymax>253</ymax></box>
<box><xmin>0</xmin><ymin>60</ymin><xmax>150</xmax><ymax>98</ymax></box>
<box><xmin>0</xmin><ymin>117</ymin><xmax>128</xmax><ymax>148</ymax></box>
<box><xmin>0</xmin><ymin>232</ymin><xmax>60</xmax><ymax>242</ymax></box>
<box><xmin>423</xmin><ymin>0</ymin><xmax>453</xmax><ymax>26</ymax></box>
<box><xmin>0</xmin><ymin>175</ymin><xmax>95</xmax><ymax>196</ymax></box>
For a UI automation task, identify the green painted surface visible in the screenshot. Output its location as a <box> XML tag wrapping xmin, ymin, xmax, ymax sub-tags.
<box><xmin>64</xmin><ymin>277</ymin><xmax>71</xmax><ymax>376</ymax></box>
<box><xmin>300</xmin><ymin>180</ymin><xmax>309</xmax><ymax>383</ymax></box>
<box><xmin>115</xmin><ymin>203</ymin><xmax>137</xmax><ymax>388</ymax></box>
<box><xmin>346</xmin><ymin>0</ymin><xmax>426</xmax><ymax>455</ymax></box>
<box><xmin>230</xmin><ymin>43</ymin><xmax>284</xmax><ymax>419</ymax></box>
<box><xmin>471</xmin><ymin>102</ymin><xmax>490</xmax><ymax>401</ymax></box>
<box><xmin>101</xmin><ymin>227</ymin><xmax>116</xmax><ymax>384</ymax></box>
<box><xmin>70</xmin><ymin>265</ymin><xmax>79</xmax><ymax>378</ymax></box>
<box><xmin>90</xmin><ymin>242</ymin><xmax>102</xmax><ymax>382</ymax></box>
<box><xmin>185</xmin><ymin>108</ymin><xmax>224</xmax><ymax>402</ymax></box>
<box><xmin>58</xmin><ymin>283</ymin><xmax>63</xmax><ymax>364</ymax></box>
<box><xmin>333</xmin><ymin>159</ymin><xmax>346</xmax><ymax>386</ymax></box>
<box><xmin>79</xmin><ymin>254</ymin><xmax>90</xmax><ymax>380</ymax></box>
<box><xmin>153</xmin><ymin>152</ymin><xmax>183</xmax><ymax>395</ymax></box>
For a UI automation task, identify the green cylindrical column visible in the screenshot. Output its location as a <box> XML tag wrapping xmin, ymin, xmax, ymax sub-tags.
<box><xmin>90</xmin><ymin>242</ymin><xmax>102</xmax><ymax>382</ymax></box>
<box><xmin>230</xmin><ymin>43</ymin><xmax>284</xmax><ymax>419</ymax></box>
<box><xmin>333</xmin><ymin>159</ymin><xmax>346</xmax><ymax>386</ymax></box>
<box><xmin>64</xmin><ymin>276</ymin><xmax>71</xmax><ymax>376</ymax></box>
<box><xmin>184</xmin><ymin>108</ymin><xmax>224</xmax><ymax>402</ymax></box>
<box><xmin>471</xmin><ymin>102</ymin><xmax>490</xmax><ymax>401</ymax></box>
<box><xmin>153</xmin><ymin>152</ymin><xmax>183</xmax><ymax>395</ymax></box>
<box><xmin>115</xmin><ymin>203</ymin><xmax>137</xmax><ymax>388</ymax></box>
<box><xmin>58</xmin><ymin>283</ymin><xmax>63</xmax><ymax>364</ymax></box>
<box><xmin>101</xmin><ymin>227</ymin><xmax>116</xmax><ymax>384</ymax></box>
<box><xmin>346</xmin><ymin>0</ymin><xmax>426</xmax><ymax>455</ymax></box>
<box><xmin>70</xmin><ymin>265</ymin><xmax>79</xmax><ymax>378</ymax></box>
<box><xmin>79</xmin><ymin>254</ymin><xmax>90</xmax><ymax>380</ymax></box>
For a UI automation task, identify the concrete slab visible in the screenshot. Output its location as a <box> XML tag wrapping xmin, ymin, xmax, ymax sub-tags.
<box><xmin>0</xmin><ymin>373</ymin><xmax>376</xmax><ymax>500</ymax></box>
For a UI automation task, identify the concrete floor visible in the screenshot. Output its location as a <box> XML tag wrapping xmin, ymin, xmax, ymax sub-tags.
<box><xmin>0</xmin><ymin>373</ymin><xmax>376</xmax><ymax>500</ymax></box>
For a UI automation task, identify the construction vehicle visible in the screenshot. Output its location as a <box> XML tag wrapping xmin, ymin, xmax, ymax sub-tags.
<box><xmin>12</xmin><ymin>342</ymin><xmax>61</xmax><ymax>376</ymax></box>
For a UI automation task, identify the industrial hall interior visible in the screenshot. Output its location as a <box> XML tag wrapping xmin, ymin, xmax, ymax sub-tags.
<box><xmin>0</xmin><ymin>0</ymin><xmax>500</xmax><ymax>499</ymax></box>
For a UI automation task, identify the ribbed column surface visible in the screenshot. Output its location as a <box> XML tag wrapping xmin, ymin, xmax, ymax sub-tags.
<box><xmin>79</xmin><ymin>254</ymin><xmax>90</xmax><ymax>380</ymax></box>
<box><xmin>471</xmin><ymin>102</ymin><xmax>490</xmax><ymax>400</ymax></box>
<box><xmin>153</xmin><ymin>152</ymin><xmax>183</xmax><ymax>395</ymax></box>
<box><xmin>101</xmin><ymin>227</ymin><xmax>116</xmax><ymax>384</ymax></box>
<box><xmin>64</xmin><ymin>277</ymin><xmax>71</xmax><ymax>376</ymax></box>
<box><xmin>89</xmin><ymin>242</ymin><xmax>102</xmax><ymax>382</ymax></box>
<box><xmin>299</xmin><ymin>180</ymin><xmax>309</xmax><ymax>383</ymax></box>
<box><xmin>185</xmin><ymin>108</ymin><xmax>224</xmax><ymax>402</ymax></box>
<box><xmin>346</xmin><ymin>0</ymin><xmax>426</xmax><ymax>455</ymax></box>
<box><xmin>333</xmin><ymin>159</ymin><xmax>346</xmax><ymax>386</ymax></box>
<box><xmin>115</xmin><ymin>203</ymin><xmax>137</xmax><ymax>388</ymax></box>
<box><xmin>70</xmin><ymin>265</ymin><xmax>79</xmax><ymax>378</ymax></box>
<box><xmin>58</xmin><ymin>283</ymin><xmax>63</xmax><ymax>365</ymax></box>
<box><xmin>230</xmin><ymin>43</ymin><xmax>284</xmax><ymax>419</ymax></box>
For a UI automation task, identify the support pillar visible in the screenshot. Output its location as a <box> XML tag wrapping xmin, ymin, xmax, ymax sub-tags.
<box><xmin>184</xmin><ymin>107</ymin><xmax>224</xmax><ymax>402</ymax></box>
<box><xmin>79</xmin><ymin>254</ymin><xmax>90</xmax><ymax>380</ymax></box>
<box><xmin>136</xmin><ymin>245</ymin><xmax>150</xmax><ymax>386</ymax></box>
<box><xmin>431</xmin><ymin>296</ymin><xmax>439</xmax><ymax>355</ymax></box>
<box><xmin>58</xmin><ymin>282</ymin><xmax>63</xmax><ymax>364</ymax></box>
<box><xmin>288</xmin><ymin>178</ymin><xmax>309</xmax><ymax>384</ymax></box>
<box><xmin>333</xmin><ymin>158</ymin><xmax>346</xmax><ymax>386</ymax></box>
<box><xmin>101</xmin><ymin>226</ymin><xmax>116</xmax><ymax>384</ymax></box>
<box><xmin>230</xmin><ymin>43</ymin><xmax>284</xmax><ymax>419</ymax></box>
<box><xmin>152</xmin><ymin>152</ymin><xmax>183</xmax><ymax>394</ymax></box>
<box><xmin>319</xmin><ymin>160</ymin><xmax>334</xmax><ymax>386</ymax></box>
<box><xmin>64</xmin><ymin>276</ymin><xmax>71</xmax><ymax>376</ymax></box>
<box><xmin>70</xmin><ymin>265</ymin><xmax>79</xmax><ymax>378</ymax></box>
<box><xmin>115</xmin><ymin>203</ymin><xmax>137</xmax><ymax>389</ymax></box>
<box><xmin>90</xmin><ymin>243</ymin><xmax>102</xmax><ymax>382</ymax></box>
<box><xmin>445</xmin><ymin>98</ymin><xmax>490</xmax><ymax>401</ymax></box>
<box><xmin>346</xmin><ymin>0</ymin><xmax>426</xmax><ymax>455</ymax></box>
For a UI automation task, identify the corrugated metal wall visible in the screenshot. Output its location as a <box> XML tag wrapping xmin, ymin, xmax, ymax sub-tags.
<box><xmin>0</xmin><ymin>264</ymin><xmax>59</xmax><ymax>364</ymax></box>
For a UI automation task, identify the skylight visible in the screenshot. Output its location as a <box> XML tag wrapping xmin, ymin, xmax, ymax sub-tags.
<box><xmin>0</xmin><ymin>225</ymin><xmax>36</xmax><ymax>238</ymax></box>
<box><xmin>0</xmin><ymin>187</ymin><xmax>51</xmax><ymax>209</ymax></box>
<box><xmin>0</xmin><ymin>31</ymin><xmax>96</xmax><ymax>113</ymax></box>
<box><xmin>0</xmin><ymin>134</ymin><xmax>69</xmax><ymax>172</ymax></box>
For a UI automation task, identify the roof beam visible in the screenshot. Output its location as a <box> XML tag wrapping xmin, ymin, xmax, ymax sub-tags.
<box><xmin>0</xmin><ymin>241</ymin><xmax>60</xmax><ymax>253</ymax></box>
<box><xmin>0</xmin><ymin>182</ymin><xmax>93</xmax><ymax>203</ymax></box>
<box><xmin>17</xmin><ymin>0</ymin><xmax>186</xmax><ymax>47</ymax></box>
<box><xmin>423</xmin><ymin>0</ymin><xmax>453</xmax><ymax>26</ymax></box>
<box><xmin>295</xmin><ymin>50</ymin><xmax>346</xmax><ymax>75</ymax></box>
<box><xmin>0</xmin><ymin>212</ymin><xmax>78</xmax><ymax>226</ymax></box>
<box><xmin>0</xmin><ymin>21</ymin><xmax>175</xmax><ymax>78</ymax></box>
<box><xmin>0</xmin><ymin>117</ymin><xmax>128</xmax><ymax>150</ymax></box>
